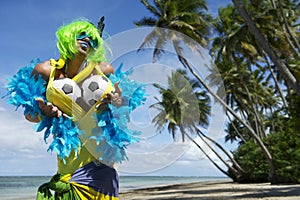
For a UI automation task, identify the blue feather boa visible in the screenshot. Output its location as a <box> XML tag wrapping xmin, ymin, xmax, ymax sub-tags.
<box><xmin>92</xmin><ymin>64</ymin><xmax>147</xmax><ymax>165</ymax></box>
<box><xmin>4</xmin><ymin>60</ymin><xmax>82</xmax><ymax>162</ymax></box>
<box><xmin>4</xmin><ymin>61</ymin><xmax>146</xmax><ymax>164</ymax></box>
<box><xmin>4</xmin><ymin>60</ymin><xmax>46</xmax><ymax>118</ymax></box>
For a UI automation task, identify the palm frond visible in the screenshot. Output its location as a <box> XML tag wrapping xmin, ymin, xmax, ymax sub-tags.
<box><xmin>140</xmin><ymin>0</ymin><xmax>161</xmax><ymax>17</ymax></box>
<box><xmin>152</xmin><ymin>32</ymin><xmax>168</xmax><ymax>62</ymax></box>
<box><xmin>137</xmin><ymin>28</ymin><xmax>160</xmax><ymax>52</ymax></box>
<box><xmin>134</xmin><ymin>17</ymin><xmax>157</xmax><ymax>27</ymax></box>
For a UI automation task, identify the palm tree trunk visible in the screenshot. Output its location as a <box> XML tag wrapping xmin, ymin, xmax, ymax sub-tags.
<box><xmin>271</xmin><ymin>0</ymin><xmax>300</xmax><ymax>59</ymax></box>
<box><xmin>278</xmin><ymin>0</ymin><xmax>300</xmax><ymax>59</ymax></box>
<box><xmin>226</xmin><ymin>112</ymin><xmax>247</xmax><ymax>143</ymax></box>
<box><xmin>196</xmin><ymin>128</ymin><xmax>245</xmax><ymax>174</ymax></box>
<box><xmin>183</xmin><ymin>129</ymin><xmax>232</xmax><ymax>178</ymax></box>
<box><xmin>235</xmin><ymin>61</ymin><xmax>267</xmax><ymax>138</ymax></box>
<box><xmin>265</xmin><ymin>56</ymin><xmax>289</xmax><ymax>109</ymax></box>
<box><xmin>174</xmin><ymin>46</ymin><xmax>276</xmax><ymax>183</ymax></box>
<box><xmin>232</xmin><ymin>0</ymin><xmax>300</xmax><ymax>94</ymax></box>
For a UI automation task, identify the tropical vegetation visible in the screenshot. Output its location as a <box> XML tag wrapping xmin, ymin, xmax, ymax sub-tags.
<box><xmin>135</xmin><ymin>0</ymin><xmax>300</xmax><ymax>184</ymax></box>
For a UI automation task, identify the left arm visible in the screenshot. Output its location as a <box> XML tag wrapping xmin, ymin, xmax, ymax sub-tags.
<box><xmin>98</xmin><ymin>62</ymin><xmax>123</xmax><ymax>108</ymax></box>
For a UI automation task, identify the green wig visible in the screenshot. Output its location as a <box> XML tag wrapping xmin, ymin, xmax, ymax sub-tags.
<box><xmin>56</xmin><ymin>19</ymin><xmax>106</xmax><ymax>63</ymax></box>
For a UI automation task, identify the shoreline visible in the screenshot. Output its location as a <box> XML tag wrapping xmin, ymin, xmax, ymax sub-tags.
<box><xmin>119</xmin><ymin>180</ymin><xmax>300</xmax><ymax>199</ymax></box>
<box><xmin>18</xmin><ymin>180</ymin><xmax>300</xmax><ymax>200</ymax></box>
<box><xmin>119</xmin><ymin>176</ymin><xmax>230</xmax><ymax>193</ymax></box>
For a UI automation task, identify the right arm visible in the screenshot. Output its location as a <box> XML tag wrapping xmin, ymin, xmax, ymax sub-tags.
<box><xmin>25</xmin><ymin>61</ymin><xmax>63</xmax><ymax>122</ymax></box>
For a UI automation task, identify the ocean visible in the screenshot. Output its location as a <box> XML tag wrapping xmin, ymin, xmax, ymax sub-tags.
<box><xmin>0</xmin><ymin>176</ymin><xmax>230</xmax><ymax>199</ymax></box>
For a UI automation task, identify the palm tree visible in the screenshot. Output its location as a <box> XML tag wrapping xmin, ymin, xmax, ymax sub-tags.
<box><xmin>135</xmin><ymin>0</ymin><xmax>211</xmax><ymax>46</ymax></box>
<box><xmin>212</xmin><ymin>0</ymin><xmax>299</xmax><ymax>105</ymax></box>
<box><xmin>277</xmin><ymin>0</ymin><xmax>300</xmax><ymax>59</ymax></box>
<box><xmin>136</xmin><ymin>0</ymin><xmax>282</xmax><ymax>182</ymax></box>
<box><xmin>134</xmin><ymin>0</ymin><xmax>211</xmax><ymax>63</ymax></box>
<box><xmin>151</xmin><ymin>70</ymin><xmax>210</xmax><ymax>141</ymax></box>
<box><xmin>213</xmin><ymin>0</ymin><xmax>300</xmax><ymax>183</ymax></box>
<box><xmin>151</xmin><ymin>69</ymin><xmax>245</xmax><ymax>179</ymax></box>
<box><xmin>225</xmin><ymin>117</ymin><xmax>249</xmax><ymax>144</ymax></box>
<box><xmin>231</xmin><ymin>0</ymin><xmax>300</xmax><ymax>93</ymax></box>
<box><xmin>211</xmin><ymin>3</ymin><xmax>283</xmax><ymax>181</ymax></box>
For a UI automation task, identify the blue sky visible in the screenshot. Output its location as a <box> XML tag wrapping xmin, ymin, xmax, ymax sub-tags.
<box><xmin>0</xmin><ymin>0</ymin><xmax>233</xmax><ymax>176</ymax></box>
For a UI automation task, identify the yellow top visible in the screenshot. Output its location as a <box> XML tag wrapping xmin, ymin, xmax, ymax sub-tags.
<box><xmin>46</xmin><ymin>61</ymin><xmax>114</xmax><ymax>174</ymax></box>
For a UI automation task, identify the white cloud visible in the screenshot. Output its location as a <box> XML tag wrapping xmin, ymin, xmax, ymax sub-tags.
<box><xmin>121</xmin><ymin>132</ymin><xmax>236</xmax><ymax>177</ymax></box>
<box><xmin>0</xmin><ymin>106</ymin><xmax>233</xmax><ymax>176</ymax></box>
<box><xmin>0</xmin><ymin>103</ymin><xmax>57</xmax><ymax>176</ymax></box>
<box><xmin>0</xmin><ymin>106</ymin><xmax>6</xmax><ymax>112</ymax></box>
<box><xmin>0</xmin><ymin>112</ymin><xmax>42</xmax><ymax>148</ymax></box>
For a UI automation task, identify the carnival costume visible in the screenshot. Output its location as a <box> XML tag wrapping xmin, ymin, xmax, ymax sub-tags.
<box><xmin>4</xmin><ymin>18</ymin><xmax>146</xmax><ymax>200</ymax></box>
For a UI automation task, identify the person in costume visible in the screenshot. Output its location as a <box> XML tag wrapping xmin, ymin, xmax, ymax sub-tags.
<box><xmin>4</xmin><ymin>17</ymin><xmax>146</xmax><ymax>199</ymax></box>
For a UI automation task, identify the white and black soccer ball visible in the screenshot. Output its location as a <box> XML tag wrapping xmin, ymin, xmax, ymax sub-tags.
<box><xmin>53</xmin><ymin>78</ymin><xmax>82</xmax><ymax>103</ymax></box>
<box><xmin>82</xmin><ymin>75</ymin><xmax>109</xmax><ymax>107</ymax></box>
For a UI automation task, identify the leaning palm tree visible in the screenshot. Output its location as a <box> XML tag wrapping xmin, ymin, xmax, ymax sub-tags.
<box><xmin>231</xmin><ymin>0</ymin><xmax>300</xmax><ymax>93</ymax></box>
<box><xmin>136</xmin><ymin>0</ymin><xmax>276</xmax><ymax>182</ymax></box>
<box><xmin>212</xmin><ymin>0</ymin><xmax>300</xmax><ymax>182</ymax></box>
<box><xmin>151</xmin><ymin>69</ymin><xmax>245</xmax><ymax>179</ymax></box>
<box><xmin>134</xmin><ymin>0</ymin><xmax>211</xmax><ymax>62</ymax></box>
<box><xmin>135</xmin><ymin>0</ymin><xmax>210</xmax><ymax>45</ymax></box>
<box><xmin>151</xmin><ymin>69</ymin><xmax>210</xmax><ymax>141</ymax></box>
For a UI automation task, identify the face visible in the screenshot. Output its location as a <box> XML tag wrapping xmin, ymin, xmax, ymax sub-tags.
<box><xmin>77</xmin><ymin>38</ymin><xmax>92</xmax><ymax>56</ymax></box>
<box><xmin>76</xmin><ymin>32</ymin><xmax>98</xmax><ymax>56</ymax></box>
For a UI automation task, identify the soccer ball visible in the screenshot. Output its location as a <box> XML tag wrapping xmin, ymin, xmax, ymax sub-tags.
<box><xmin>53</xmin><ymin>78</ymin><xmax>82</xmax><ymax>103</ymax></box>
<box><xmin>82</xmin><ymin>75</ymin><xmax>110</xmax><ymax>107</ymax></box>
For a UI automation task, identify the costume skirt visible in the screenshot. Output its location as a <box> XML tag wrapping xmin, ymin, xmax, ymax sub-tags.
<box><xmin>37</xmin><ymin>161</ymin><xmax>119</xmax><ymax>200</ymax></box>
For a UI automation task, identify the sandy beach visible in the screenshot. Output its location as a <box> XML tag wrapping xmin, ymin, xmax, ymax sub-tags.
<box><xmin>20</xmin><ymin>180</ymin><xmax>300</xmax><ymax>200</ymax></box>
<box><xmin>119</xmin><ymin>181</ymin><xmax>300</xmax><ymax>200</ymax></box>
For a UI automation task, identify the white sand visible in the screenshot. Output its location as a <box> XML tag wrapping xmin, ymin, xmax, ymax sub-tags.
<box><xmin>119</xmin><ymin>181</ymin><xmax>300</xmax><ymax>200</ymax></box>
